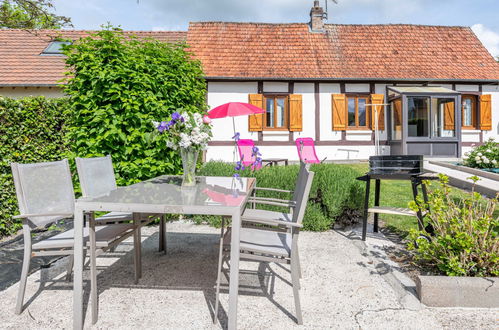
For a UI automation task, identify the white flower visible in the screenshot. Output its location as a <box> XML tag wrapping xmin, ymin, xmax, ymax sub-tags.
<box><xmin>482</xmin><ymin>155</ymin><xmax>487</xmax><ymax>160</ymax></box>
<box><xmin>152</xmin><ymin>121</ymin><xmax>159</xmax><ymax>128</ymax></box>
<box><xmin>475</xmin><ymin>156</ymin><xmax>481</xmax><ymax>161</ymax></box>
<box><xmin>477</xmin><ymin>152</ymin><xmax>482</xmax><ymax>156</ymax></box>
<box><xmin>486</xmin><ymin>149</ymin><xmax>492</xmax><ymax>153</ymax></box>
<box><xmin>483</xmin><ymin>159</ymin><xmax>490</xmax><ymax>164</ymax></box>
<box><xmin>477</xmin><ymin>160</ymin><xmax>482</xmax><ymax>164</ymax></box>
<box><xmin>492</xmin><ymin>159</ymin><xmax>497</xmax><ymax>165</ymax></box>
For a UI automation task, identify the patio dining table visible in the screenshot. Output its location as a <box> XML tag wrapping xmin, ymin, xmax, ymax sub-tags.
<box><xmin>72</xmin><ymin>175</ymin><xmax>256</xmax><ymax>330</ymax></box>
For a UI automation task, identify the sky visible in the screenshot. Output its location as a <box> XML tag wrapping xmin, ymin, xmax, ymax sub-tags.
<box><xmin>52</xmin><ymin>0</ymin><xmax>499</xmax><ymax>58</ymax></box>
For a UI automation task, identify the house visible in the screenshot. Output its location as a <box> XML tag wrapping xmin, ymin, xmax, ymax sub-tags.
<box><xmin>1</xmin><ymin>2</ymin><xmax>498</xmax><ymax>160</ymax></box>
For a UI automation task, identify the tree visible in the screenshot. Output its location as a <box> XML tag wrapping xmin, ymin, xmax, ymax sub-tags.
<box><xmin>63</xmin><ymin>26</ymin><xmax>207</xmax><ymax>185</ymax></box>
<box><xmin>0</xmin><ymin>0</ymin><xmax>71</xmax><ymax>29</ymax></box>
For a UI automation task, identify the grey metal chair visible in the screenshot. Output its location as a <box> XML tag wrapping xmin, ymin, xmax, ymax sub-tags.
<box><xmin>11</xmin><ymin>159</ymin><xmax>135</xmax><ymax>315</ymax></box>
<box><xmin>75</xmin><ymin>155</ymin><xmax>166</xmax><ymax>253</ymax></box>
<box><xmin>245</xmin><ymin>162</ymin><xmax>310</xmax><ymax>226</ymax></box>
<box><xmin>214</xmin><ymin>166</ymin><xmax>315</xmax><ymax>325</ymax></box>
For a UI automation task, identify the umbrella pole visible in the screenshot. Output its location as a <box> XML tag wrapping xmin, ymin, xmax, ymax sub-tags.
<box><xmin>232</xmin><ymin>117</ymin><xmax>237</xmax><ymax>163</ymax></box>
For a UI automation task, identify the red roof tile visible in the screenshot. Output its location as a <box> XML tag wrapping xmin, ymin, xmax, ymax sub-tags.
<box><xmin>187</xmin><ymin>22</ymin><xmax>499</xmax><ymax>81</ymax></box>
<box><xmin>0</xmin><ymin>29</ymin><xmax>187</xmax><ymax>86</ymax></box>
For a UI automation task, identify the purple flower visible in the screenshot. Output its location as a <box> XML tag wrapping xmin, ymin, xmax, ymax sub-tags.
<box><xmin>157</xmin><ymin>121</ymin><xmax>168</xmax><ymax>133</ymax></box>
<box><xmin>233</xmin><ymin>173</ymin><xmax>240</xmax><ymax>178</ymax></box>
<box><xmin>234</xmin><ymin>160</ymin><xmax>245</xmax><ymax>171</ymax></box>
<box><xmin>232</xmin><ymin>132</ymin><xmax>240</xmax><ymax>141</ymax></box>
<box><xmin>171</xmin><ymin>112</ymin><xmax>183</xmax><ymax>122</ymax></box>
<box><xmin>252</xmin><ymin>146</ymin><xmax>262</xmax><ymax>156</ymax></box>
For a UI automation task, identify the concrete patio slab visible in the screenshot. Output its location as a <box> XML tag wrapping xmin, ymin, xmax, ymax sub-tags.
<box><xmin>0</xmin><ymin>222</ymin><xmax>497</xmax><ymax>329</ymax></box>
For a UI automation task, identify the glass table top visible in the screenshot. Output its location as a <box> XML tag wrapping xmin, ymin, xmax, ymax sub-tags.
<box><xmin>76</xmin><ymin>176</ymin><xmax>255</xmax><ymax>210</ymax></box>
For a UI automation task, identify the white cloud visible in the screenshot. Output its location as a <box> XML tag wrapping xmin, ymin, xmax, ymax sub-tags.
<box><xmin>471</xmin><ymin>24</ymin><xmax>499</xmax><ymax>58</ymax></box>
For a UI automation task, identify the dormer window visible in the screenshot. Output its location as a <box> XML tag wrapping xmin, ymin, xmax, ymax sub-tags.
<box><xmin>41</xmin><ymin>41</ymin><xmax>71</xmax><ymax>55</ymax></box>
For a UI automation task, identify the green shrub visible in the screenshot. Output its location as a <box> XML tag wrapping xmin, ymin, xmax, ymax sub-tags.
<box><xmin>408</xmin><ymin>175</ymin><xmax>499</xmax><ymax>277</ymax></box>
<box><xmin>463</xmin><ymin>138</ymin><xmax>499</xmax><ymax>170</ymax></box>
<box><xmin>197</xmin><ymin>161</ymin><xmax>365</xmax><ymax>231</ymax></box>
<box><xmin>0</xmin><ymin>96</ymin><xmax>69</xmax><ymax>236</ymax></box>
<box><xmin>63</xmin><ymin>26</ymin><xmax>207</xmax><ymax>185</ymax></box>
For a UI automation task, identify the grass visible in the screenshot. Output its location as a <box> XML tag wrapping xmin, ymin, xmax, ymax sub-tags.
<box><xmin>348</xmin><ymin>163</ymin><xmax>474</xmax><ymax>237</ymax></box>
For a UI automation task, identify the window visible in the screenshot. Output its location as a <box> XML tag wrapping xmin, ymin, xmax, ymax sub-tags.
<box><xmin>41</xmin><ymin>41</ymin><xmax>71</xmax><ymax>55</ymax></box>
<box><xmin>461</xmin><ymin>95</ymin><xmax>477</xmax><ymax>129</ymax></box>
<box><xmin>407</xmin><ymin>96</ymin><xmax>430</xmax><ymax>137</ymax></box>
<box><xmin>346</xmin><ymin>95</ymin><xmax>368</xmax><ymax>128</ymax></box>
<box><xmin>264</xmin><ymin>95</ymin><xmax>288</xmax><ymax>130</ymax></box>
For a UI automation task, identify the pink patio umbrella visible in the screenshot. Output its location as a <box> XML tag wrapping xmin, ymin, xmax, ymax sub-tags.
<box><xmin>207</xmin><ymin>102</ymin><xmax>265</xmax><ymax>134</ymax></box>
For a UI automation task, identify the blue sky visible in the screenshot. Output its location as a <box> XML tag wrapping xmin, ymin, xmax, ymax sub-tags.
<box><xmin>52</xmin><ymin>0</ymin><xmax>499</xmax><ymax>57</ymax></box>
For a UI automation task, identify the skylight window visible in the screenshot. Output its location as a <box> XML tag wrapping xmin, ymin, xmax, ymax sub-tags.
<box><xmin>41</xmin><ymin>41</ymin><xmax>71</xmax><ymax>55</ymax></box>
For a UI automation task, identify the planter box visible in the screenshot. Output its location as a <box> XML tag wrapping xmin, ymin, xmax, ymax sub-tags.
<box><xmin>416</xmin><ymin>275</ymin><xmax>499</xmax><ymax>308</ymax></box>
<box><xmin>429</xmin><ymin>161</ymin><xmax>499</xmax><ymax>181</ymax></box>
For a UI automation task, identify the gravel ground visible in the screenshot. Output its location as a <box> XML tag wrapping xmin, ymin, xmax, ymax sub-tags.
<box><xmin>0</xmin><ymin>222</ymin><xmax>497</xmax><ymax>329</ymax></box>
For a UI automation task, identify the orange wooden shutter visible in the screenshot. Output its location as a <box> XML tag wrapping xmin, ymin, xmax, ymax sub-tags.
<box><xmin>370</xmin><ymin>94</ymin><xmax>385</xmax><ymax>130</ymax></box>
<box><xmin>479</xmin><ymin>94</ymin><xmax>492</xmax><ymax>130</ymax></box>
<box><xmin>332</xmin><ymin>94</ymin><xmax>347</xmax><ymax>130</ymax></box>
<box><xmin>289</xmin><ymin>94</ymin><xmax>303</xmax><ymax>131</ymax></box>
<box><xmin>248</xmin><ymin>94</ymin><xmax>264</xmax><ymax>131</ymax></box>
<box><xmin>393</xmin><ymin>98</ymin><xmax>402</xmax><ymax>126</ymax></box>
<box><xmin>443</xmin><ymin>100</ymin><xmax>455</xmax><ymax>130</ymax></box>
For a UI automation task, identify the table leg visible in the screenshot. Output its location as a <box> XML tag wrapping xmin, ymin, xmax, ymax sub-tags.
<box><xmin>228</xmin><ymin>210</ymin><xmax>241</xmax><ymax>330</ymax></box>
<box><xmin>89</xmin><ymin>212</ymin><xmax>98</xmax><ymax>324</ymax></box>
<box><xmin>159</xmin><ymin>216</ymin><xmax>164</xmax><ymax>252</ymax></box>
<box><xmin>373</xmin><ymin>179</ymin><xmax>381</xmax><ymax>233</ymax></box>
<box><xmin>133</xmin><ymin>213</ymin><xmax>142</xmax><ymax>283</ymax></box>
<box><xmin>362</xmin><ymin>178</ymin><xmax>371</xmax><ymax>241</ymax></box>
<box><xmin>73</xmin><ymin>207</ymin><xmax>84</xmax><ymax>330</ymax></box>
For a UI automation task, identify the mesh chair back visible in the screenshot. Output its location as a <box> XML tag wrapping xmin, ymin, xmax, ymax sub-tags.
<box><xmin>291</xmin><ymin>162</ymin><xmax>310</xmax><ymax>203</ymax></box>
<box><xmin>76</xmin><ymin>155</ymin><xmax>117</xmax><ymax>198</ymax></box>
<box><xmin>11</xmin><ymin>159</ymin><xmax>75</xmax><ymax>227</ymax></box>
<box><xmin>237</xmin><ymin>139</ymin><xmax>257</xmax><ymax>167</ymax></box>
<box><xmin>295</xmin><ymin>138</ymin><xmax>320</xmax><ymax>164</ymax></box>
<box><xmin>292</xmin><ymin>166</ymin><xmax>315</xmax><ymax>226</ymax></box>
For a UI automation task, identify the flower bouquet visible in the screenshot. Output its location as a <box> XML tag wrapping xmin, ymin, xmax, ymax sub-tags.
<box><xmin>154</xmin><ymin>111</ymin><xmax>212</xmax><ymax>186</ymax></box>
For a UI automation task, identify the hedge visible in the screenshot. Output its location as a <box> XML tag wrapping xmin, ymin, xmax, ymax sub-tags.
<box><xmin>198</xmin><ymin>161</ymin><xmax>365</xmax><ymax>231</ymax></box>
<box><xmin>0</xmin><ymin>96</ymin><xmax>70</xmax><ymax>236</ymax></box>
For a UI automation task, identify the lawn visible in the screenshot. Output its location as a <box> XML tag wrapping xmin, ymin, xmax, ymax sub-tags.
<box><xmin>348</xmin><ymin>163</ymin><xmax>473</xmax><ymax>237</ymax></box>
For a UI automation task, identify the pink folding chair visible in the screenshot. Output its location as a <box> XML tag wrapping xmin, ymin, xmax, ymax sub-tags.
<box><xmin>295</xmin><ymin>137</ymin><xmax>324</xmax><ymax>164</ymax></box>
<box><xmin>237</xmin><ymin>139</ymin><xmax>262</xmax><ymax>170</ymax></box>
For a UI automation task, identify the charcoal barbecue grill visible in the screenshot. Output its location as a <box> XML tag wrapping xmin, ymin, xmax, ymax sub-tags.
<box><xmin>357</xmin><ymin>155</ymin><xmax>437</xmax><ymax>241</ymax></box>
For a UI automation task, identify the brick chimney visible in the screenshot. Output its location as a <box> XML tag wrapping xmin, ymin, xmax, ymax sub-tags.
<box><xmin>309</xmin><ymin>0</ymin><xmax>325</xmax><ymax>32</ymax></box>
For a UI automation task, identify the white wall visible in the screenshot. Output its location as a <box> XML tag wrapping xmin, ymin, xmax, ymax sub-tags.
<box><xmin>0</xmin><ymin>87</ymin><xmax>63</xmax><ymax>98</ymax></box>
<box><xmin>207</xmin><ymin>82</ymin><xmax>258</xmax><ymax>141</ymax></box>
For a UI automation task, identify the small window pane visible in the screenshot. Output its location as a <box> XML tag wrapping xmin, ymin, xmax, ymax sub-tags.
<box><xmin>348</xmin><ymin>98</ymin><xmax>355</xmax><ymax>126</ymax></box>
<box><xmin>42</xmin><ymin>41</ymin><xmax>71</xmax><ymax>55</ymax></box>
<box><xmin>408</xmin><ymin>97</ymin><xmax>429</xmax><ymax>137</ymax></box>
<box><xmin>462</xmin><ymin>98</ymin><xmax>472</xmax><ymax>126</ymax></box>
<box><xmin>276</xmin><ymin>97</ymin><xmax>285</xmax><ymax>127</ymax></box>
<box><xmin>266</xmin><ymin>98</ymin><xmax>274</xmax><ymax>127</ymax></box>
<box><xmin>358</xmin><ymin>98</ymin><xmax>367</xmax><ymax>126</ymax></box>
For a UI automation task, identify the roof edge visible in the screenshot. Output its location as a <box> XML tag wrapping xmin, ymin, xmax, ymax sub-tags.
<box><xmin>204</xmin><ymin>76</ymin><xmax>499</xmax><ymax>83</ymax></box>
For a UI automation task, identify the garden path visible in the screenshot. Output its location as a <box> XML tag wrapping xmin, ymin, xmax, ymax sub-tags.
<box><xmin>0</xmin><ymin>222</ymin><xmax>497</xmax><ymax>329</ymax></box>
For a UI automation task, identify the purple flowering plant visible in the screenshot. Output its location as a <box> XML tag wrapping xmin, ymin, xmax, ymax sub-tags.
<box><xmin>153</xmin><ymin>111</ymin><xmax>212</xmax><ymax>151</ymax></box>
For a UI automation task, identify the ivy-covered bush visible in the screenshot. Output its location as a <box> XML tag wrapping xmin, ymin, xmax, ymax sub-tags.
<box><xmin>63</xmin><ymin>26</ymin><xmax>207</xmax><ymax>185</ymax></box>
<box><xmin>408</xmin><ymin>175</ymin><xmax>498</xmax><ymax>277</ymax></box>
<box><xmin>0</xmin><ymin>96</ymin><xmax>69</xmax><ymax>236</ymax></box>
<box><xmin>463</xmin><ymin>138</ymin><xmax>499</xmax><ymax>170</ymax></box>
<box><xmin>197</xmin><ymin>161</ymin><xmax>365</xmax><ymax>231</ymax></box>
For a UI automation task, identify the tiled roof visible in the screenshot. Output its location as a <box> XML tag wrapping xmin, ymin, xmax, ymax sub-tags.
<box><xmin>0</xmin><ymin>29</ymin><xmax>187</xmax><ymax>86</ymax></box>
<box><xmin>187</xmin><ymin>22</ymin><xmax>499</xmax><ymax>81</ymax></box>
<box><xmin>1</xmin><ymin>23</ymin><xmax>498</xmax><ymax>86</ymax></box>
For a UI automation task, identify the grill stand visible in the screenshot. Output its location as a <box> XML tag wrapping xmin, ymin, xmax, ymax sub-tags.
<box><xmin>357</xmin><ymin>173</ymin><xmax>437</xmax><ymax>241</ymax></box>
